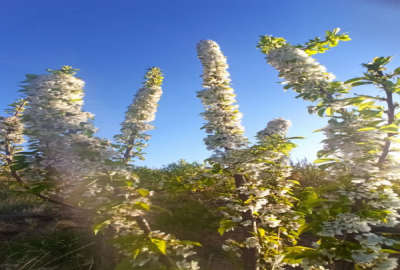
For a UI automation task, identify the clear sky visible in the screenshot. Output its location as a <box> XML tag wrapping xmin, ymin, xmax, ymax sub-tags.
<box><xmin>1</xmin><ymin>0</ymin><xmax>400</xmax><ymax>167</ymax></box>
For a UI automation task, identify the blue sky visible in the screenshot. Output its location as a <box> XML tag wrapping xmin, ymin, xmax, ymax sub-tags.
<box><xmin>1</xmin><ymin>0</ymin><xmax>400</xmax><ymax>167</ymax></box>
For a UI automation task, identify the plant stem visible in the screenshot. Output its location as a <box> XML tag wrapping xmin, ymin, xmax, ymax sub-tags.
<box><xmin>234</xmin><ymin>173</ymin><xmax>258</xmax><ymax>270</ymax></box>
<box><xmin>377</xmin><ymin>86</ymin><xmax>395</xmax><ymax>166</ymax></box>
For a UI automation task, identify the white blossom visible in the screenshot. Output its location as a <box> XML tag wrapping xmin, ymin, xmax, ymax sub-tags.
<box><xmin>320</xmin><ymin>111</ymin><xmax>384</xmax><ymax>176</ymax></box>
<box><xmin>261</xmin><ymin>32</ymin><xmax>400</xmax><ymax>269</ymax></box>
<box><xmin>21</xmin><ymin>67</ymin><xmax>111</xmax><ymax>189</ymax></box>
<box><xmin>115</xmin><ymin>67</ymin><xmax>163</xmax><ymax>162</ymax></box>
<box><xmin>257</xmin><ymin>118</ymin><xmax>291</xmax><ymax>140</ymax></box>
<box><xmin>216</xmin><ymin>117</ymin><xmax>299</xmax><ymax>268</ymax></box>
<box><xmin>0</xmin><ymin>116</ymin><xmax>24</xmax><ymax>146</ymax></box>
<box><xmin>0</xmin><ymin>100</ymin><xmax>25</xmax><ymax>167</ymax></box>
<box><xmin>267</xmin><ymin>45</ymin><xmax>344</xmax><ymax>102</ymax></box>
<box><xmin>196</xmin><ymin>40</ymin><xmax>247</xmax><ymax>154</ymax></box>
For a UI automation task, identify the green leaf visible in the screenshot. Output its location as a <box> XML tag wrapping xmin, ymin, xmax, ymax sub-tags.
<box><xmin>137</xmin><ymin>188</ymin><xmax>150</xmax><ymax>197</ymax></box>
<box><xmin>132</xmin><ymin>248</ymin><xmax>141</xmax><ymax>259</ymax></box>
<box><xmin>284</xmin><ymin>245</ymin><xmax>317</xmax><ymax>263</ymax></box>
<box><xmin>29</xmin><ymin>182</ymin><xmax>51</xmax><ymax>194</ymax></box>
<box><xmin>314</xmin><ymin>158</ymin><xmax>337</xmax><ymax>164</ymax></box>
<box><xmin>181</xmin><ymin>240</ymin><xmax>202</xmax><ymax>247</ymax></box>
<box><xmin>134</xmin><ymin>201</ymin><xmax>150</xmax><ymax>211</ymax></box>
<box><xmin>299</xmin><ymin>188</ymin><xmax>321</xmax><ymax>210</ymax></box>
<box><xmin>379</xmin><ymin>123</ymin><xmax>398</xmax><ymax>133</ymax></box>
<box><xmin>357</xmin><ymin>127</ymin><xmax>377</xmax><ymax>132</ymax></box>
<box><xmin>151</xmin><ymin>238</ymin><xmax>167</xmax><ymax>255</ymax></box>
<box><xmin>312</xmin><ymin>128</ymin><xmax>324</xmax><ymax>133</ymax></box>
<box><xmin>344</xmin><ymin>96</ymin><xmax>367</xmax><ymax>105</ymax></box>
<box><xmin>325</xmin><ymin>107</ymin><xmax>333</xmax><ymax>116</ymax></box>
<box><xmin>374</xmin><ymin>56</ymin><xmax>392</xmax><ymax>66</ymax></box>
<box><xmin>339</xmin><ymin>35</ymin><xmax>351</xmax><ymax>41</ymax></box>
<box><xmin>393</xmin><ymin>67</ymin><xmax>400</xmax><ymax>76</ymax></box>
<box><xmin>258</xmin><ymin>228</ymin><xmax>266</xmax><ymax>238</ymax></box>
<box><xmin>297</xmin><ymin>223</ymin><xmax>310</xmax><ymax>235</ymax></box>
<box><xmin>93</xmin><ymin>220</ymin><xmax>111</xmax><ymax>235</ymax></box>
<box><xmin>360</xmin><ymin>109</ymin><xmax>383</xmax><ymax>118</ymax></box>
<box><xmin>69</xmin><ymin>98</ymin><xmax>83</xmax><ymax>102</ymax></box>
<box><xmin>358</xmin><ymin>101</ymin><xmax>377</xmax><ymax>110</ymax></box>
<box><xmin>351</xmin><ymin>81</ymin><xmax>373</xmax><ymax>87</ymax></box>
<box><xmin>286</xmin><ymin>245</ymin><xmax>315</xmax><ymax>253</ymax></box>
<box><xmin>10</xmin><ymin>154</ymin><xmax>29</xmax><ymax>171</ymax></box>
<box><xmin>345</xmin><ymin>77</ymin><xmax>365</xmax><ymax>84</ymax></box>
<box><xmin>287</xmin><ymin>136</ymin><xmax>305</xmax><ymax>140</ymax></box>
<box><xmin>288</xmin><ymin>180</ymin><xmax>300</xmax><ymax>185</ymax></box>
<box><xmin>124</xmin><ymin>180</ymin><xmax>135</xmax><ymax>187</ymax></box>
<box><xmin>218</xmin><ymin>219</ymin><xmax>235</xmax><ymax>236</ymax></box>
<box><xmin>382</xmin><ymin>249</ymin><xmax>400</xmax><ymax>254</ymax></box>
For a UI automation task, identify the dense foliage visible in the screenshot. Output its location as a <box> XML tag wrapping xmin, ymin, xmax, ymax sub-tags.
<box><xmin>1</xmin><ymin>29</ymin><xmax>400</xmax><ymax>270</ymax></box>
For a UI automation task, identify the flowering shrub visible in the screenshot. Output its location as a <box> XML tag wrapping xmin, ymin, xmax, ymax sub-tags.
<box><xmin>1</xmin><ymin>29</ymin><xmax>399</xmax><ymax>270</ymax></box>
<box><xmin>114</xmin><ymin>67</ymin><xmax>164</xmax><ymax>163</ymax></box>
<box><xmin>1</xmin><ymin>67</ymin><xmax>200</xmax><ymax>270</ymax></box>
<box><xmin>259</xmin><ymin>29</ymin><xmax>400</xmax><ymax>269</ymax></box>
<box><xmin>196</xmin><ymin>41</ymin><xmax>302</xmax><ymax>269</ymax></box>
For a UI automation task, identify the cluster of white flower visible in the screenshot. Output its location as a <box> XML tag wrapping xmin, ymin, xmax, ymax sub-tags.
<box><xmin>319</xmin><ymin>111</ymin><xmax>400</xmax><ymax>221</ymax></box>
<box><xmin>266</xmin><ymin>45</ymin><xmax>345</xmax><ymax>102</ymax></box>
<box><xmin>217</xmin><ymin>119</ymin><xmax>299</xmax><ymax>268</ymax></box>
<box><xmin>92</xmin><ymin>67</ymin><xmax>199</xmax><ymax>269</ymax></box>
<box><xmin>0</xmin><ymin>116</ymin><xmax>24</xmax><ymax>146</ymax></box>
<box><xmin>320</xmin><ymin>111</ymin><xmax>384</xmax><ymax>177</ymax></box>
<box><xmin>341</xmin><ymin>233</ymin><xmax>398</xmax><ymax>269</ymax></box>
<box><xmin>196</xmin><ymin>38</ymin><xmax>299</xmax><ymax>269</ymax></box>
<box><xmin>21</xmin><ymin>67</ymin><xmax>112</xmax><ymax>192</ymax></box>
<box><xmin>1</xmin><ymin>66</ymin><xmax>196</xmax><ymax>269</ymax></box>
<box><xmin>0</xmin><ymin>104</ymin><xmax>25</xmax><ymax>164</ymax></box>
<box><xmin>115</xmin><ymin>67</ymin><xmax>163</xmax><ymax>162</ymax></box>
<box><xmin>261</xmin><ymin>36</ymin><xmax>400</xmax><ymax>267</ymax></box>
<box><xmin>196</xmin><ymin>40</ymin><xmax>247</xmax><ymax>154</ymax></box>
<box><xmin>257</xmin><ymin>118</ymin><xmax>291</xmax><ymax>140</ymax></box>
<box><xmin>318</xmin><ymin>178</ymin><xmax>400</xmax><ymax>267</ymax></box>
<box><xmin>319</xmin><ymin>213</ymin><xmax>372</xmax><ymax>237</ymax></box>
<box><xmin>0</xmin><ymin>100</ymin><xmax>26</xmax><ymax>188</ymax></box>
<box><xmin>311</xmin><ymin>78</ymin><xmax>400</xmax><ymax>268</ymax></box>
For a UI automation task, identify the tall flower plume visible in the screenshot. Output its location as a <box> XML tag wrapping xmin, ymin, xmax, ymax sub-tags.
<box><xmin>21</xmin><ymin>66</ymin><xmax>110</xmax><ymax>185</ymax></box>
<box><xmin>267</xmin><ymin>45</ymin><xmax>340</xmax><ymax>102</ymax></box>
<box><xmin>258</xmin><ymin>35</ymin><xmax>348</xmax><ymax>104</ymax></box>
<box><xmin>115</xmin><ymin>67</ymin><xmax>163</xmax><ymax>163</ymax></box>
<box><xmin>220</xmin><ymin>118</ymin><xmax>299</xmax><ymax>269</ymax></box>
<box><xmin>196</xmin><ymin>40</ymin><xmax>247</xmax><ymax>154</ymax></box>
<box><xmin>258</xmin><ymin>33</ymin><xmax>400</xmax><ymax>268</ymax></box>
<box><xmin>0</xmin><ymin>100</ymin><xmax>25</xmax><ymax>166</ymax></box>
